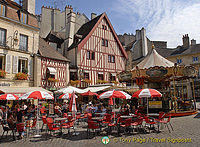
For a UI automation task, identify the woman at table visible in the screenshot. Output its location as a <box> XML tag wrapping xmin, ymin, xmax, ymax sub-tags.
<box><xmin>62</xmin><ymin>102</ymin><xmax>68</xmax><ymax>113</ymax></box>
<box><xmin>7</xmin><ymin>111</ymin><xmax>16</xmax><ymax>140</ymax></box>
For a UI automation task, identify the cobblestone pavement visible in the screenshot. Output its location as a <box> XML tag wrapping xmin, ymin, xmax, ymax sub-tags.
<box><xmin>0</xmin><ymin>113</ymin><xmax>200</xmax><ymax>147</ymax></box>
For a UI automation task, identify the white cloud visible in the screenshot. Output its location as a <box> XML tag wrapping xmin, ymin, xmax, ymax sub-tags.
<box><xmin>113</xmin><ymin>0</ymin><xmax>200</xmax><ymax>48</ymax></box>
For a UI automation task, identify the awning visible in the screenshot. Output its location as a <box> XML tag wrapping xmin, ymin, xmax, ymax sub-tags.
<box><xmin>111</xmin><ymin>73</ymin><xmax>116</xmax><ymax>76</ymax></box>
<box><xmin>98</xmin><ymin>72</ymin><xmax>104</xmax><ymax>74</ymax></box>
<box><xmin>55</xmin><ymin>86</ymin><xmax>86</xmax><ymax>94</ymax></box>
<box><xmin>47</xmin><ymin>67</ymin><xmax>56</xmax><ymax>75</ymax></box>
<box><xmin>84</xmin><ymin>86</ymin><xmax>111</xmax><ymax>93</ymax></box>
<box><xmin>0</xmin><ymin>87</ymin><xmax>53</xmax><ymax>96</ymax></box>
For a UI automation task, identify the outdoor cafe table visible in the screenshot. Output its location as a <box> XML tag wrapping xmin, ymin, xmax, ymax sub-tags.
<box><xmin>148</xmin><ymin>113</ymin><xmax>159</xmax><ymax>117</ymax></box>
<box><xmin>54</xmin><ymin>118</ymin><xmax>68</xmax><ymax>135</ymax></box>
<box><xmin>92</xmin><ymin>117</ymin><xmax>104</xmax><ymax>131</ymax></box>
<box><xmin>94</xmin><ymin>113</ymin><xmax>105</xmax><ymax>116</ymax></box>
<box><xmin>120</xmin><ymin>115</ymin><xmax>133</xmax><ymax>119</ymax></box>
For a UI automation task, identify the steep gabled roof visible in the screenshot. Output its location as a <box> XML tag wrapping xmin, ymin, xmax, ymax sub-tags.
<box><xmin>68</xmin><ymin>13</ymin><xmax>128</xmax><ymax>59</ymax></box>
<box><xmin>68</xmin><ymin>14</ymin><xmax>102</xmax><ymax>50</ymax></box>
<box><xmin>38</xmin><ymin>38</ymin><xmax>69</xmax><ymax>62</ymax></box>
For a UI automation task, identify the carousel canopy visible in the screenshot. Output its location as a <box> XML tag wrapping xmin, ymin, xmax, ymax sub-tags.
<box><xmin>132</xmin><ymin>49</ymin><xmax>174</xmax><ymax>70</ymax></box>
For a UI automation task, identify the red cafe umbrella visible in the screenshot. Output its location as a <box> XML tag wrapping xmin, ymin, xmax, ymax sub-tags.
<box><xmin>0</xmin><ymin>94</ymin><xmax>19</xmax><ymax>100</ymax></box>
<box><xmin>80</xmin><ymin>90</ymin><xmax>99</xmax><ymax>96</ymax></box>
<box><xmin>59</xmin><ymin>93</ymin><xmax>77</xmax><ymax>100</ymax></box>
<box><xmin>99</xmin><ymin>90</ymin><xmax>131</xmax><ymax>100</ymax></box>
<box><xmin>132</xmin><ymin>89</ymin><xmax>162</xmax><ymax>98</ymax></box>
<box><xmin>19</xmin><ymin>91</ymin><xmax>54</xmax><ymax>100</ymax></box>
<box><xmin>99</xmin><ymin>90</ymin><xmax>131</xmax><ymax>121</ymax></box>
<box><xmin>132</xmin><ymin>89</ymin><xmax>162</xmax><ymax>115</ymax></box>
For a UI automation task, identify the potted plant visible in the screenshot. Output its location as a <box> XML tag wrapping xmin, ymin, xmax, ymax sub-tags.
<box><xmin>111</xmin><ymin>81</ymin><xmax>119</xmax><ymax>84</ymax></box>
<box><xmin>96</xmin><ymin>80</ymin><xmax>103</xmax><ymax>84</ymax></box>
<box><xmin>15</xmin><ymin>72</ymin><xmax>28</xmax><ymax>80</ymax></box>
<box><xmin>0</xmin><ymin>70</ymin><xmax>6</xmax><ymax>78</ymax></box>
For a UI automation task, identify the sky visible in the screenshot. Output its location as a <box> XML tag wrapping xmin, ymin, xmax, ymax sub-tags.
<box><xmin>15</xmin><ymin>0</ymin><xmax>200</xmax><ymax>48</ymax></box>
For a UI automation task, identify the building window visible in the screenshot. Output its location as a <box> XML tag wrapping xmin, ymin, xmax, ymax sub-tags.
<box><xmin>0</xmin><ymin>4</ymin><xmax>5</xmax><ymax>16</ymax></box>
<box><xmin>86</xmin><ymin>51</ymin><xmax>95</xmax><ymax>60</ymax></box>
<box><xmin>18</xmin><ymin>59</ymin><xmax>28</xmax><ymax>73</ymax></box>
<box><xmin>193</xmin><ymin>57</ymin><xmax>198</xmax><ymax>62</ymax></box>
<box><xmin>19</xmin><ymin>34</ymin><xmax>28</xmax><ymax>51</ymax></box>
<box><xmin>0</xmin><ymin>28</ymin><xmax>6</xmax><ymax>46</ymax></box>
<box><xmin>110</xmin><ymin>74</ymin><xmax>116</xmax><ymax>81</ymax></box>
<box><xmin>102</xmin><ymin>39</ymin><xmax>108</xmax><ymax>47</ymax></box>
<box><xmin>21</xmin><ymin>12</ymin><xmax>27</xmax><ymax>24</ymax></box>
<box><xmin>177</xmin><ymin>58</ymin><xmax>182</xmax><ymax>64</ymax></box>
<box><xmin>87</xmin><ymin>51</ymin><xmax>90</xmax><ymax>59</ymax></box>
<box><xmin>98</xmin><ymin>74</ymin><xmax>104</xmax><ymax>80</ymax></box>
<box><xmin>105</xmin><ymin>40</ymin><xmax>108</xmax><ymax>47</ymax></box>
<box><xmin>84</xmin><ymin>73</ymin><xmax>89</xmax><ymax>79</ymax></box>
<box><xmin>108</xmin><ymin>55</ymin><xmax>115</xmax><ymax>63</ymax></box>
<box><xmin>102</xmin><ymin>39</ymin><xmax>105</xmax><ymax>46</ymax></box>
<box><xmin>0</xmin><ymin>55</ymin><xmax>5</xmax><ymax>70</ymax></box>
<box><xmin>102</xmin><ymin>25</ymin><xmax>107</xmax><ymax>30</ymax></box>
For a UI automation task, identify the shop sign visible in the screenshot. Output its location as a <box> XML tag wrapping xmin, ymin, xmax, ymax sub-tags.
<box><xmin>0</xmin><ymin>83</ymin><xmax>11</xmax><ymax>87</ymax></box>
<box><xmin>146</xmin><ymin>67</ymin><xmax>168</xmax><ymax>77</ymax></box>
<box><xmin>149</xmin><ymin>101</ymin><xmax>162</xmax><ymax>108</ymax></box>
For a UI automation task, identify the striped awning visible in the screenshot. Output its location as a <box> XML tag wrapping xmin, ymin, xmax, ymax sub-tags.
<box><xmin>47</xmin><ymin>67</ymin><xmax>56</xmax><ymax>75</ymax></box>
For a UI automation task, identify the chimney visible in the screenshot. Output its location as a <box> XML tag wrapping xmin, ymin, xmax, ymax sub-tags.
<box><xmin>91</xmin><ymin>13</ymin><xmax>97</xmax><ymax>20</ymax></box>
<box><xmin>182</xmin><ymin>34</ymin><xmax>190</xmax><ymax>48</ymax></box>
<box><xmin>22</xmin><ymin>0</ymin><xmax>35</xmax><ymax>15</ymax></box>
<box><xmin>65</xmin><ymin>12</ymin><xmax>76</xmax><ymax>51</ymax></box>
<box><xmin>135</xmin><ymin>29</ymin><xmax>141</xmax><ymax>40</ymax></box>
<box><xmin>141</xmin><ymin>28</ymin><xmax>148</xmax><ymax>56</ymax></box>
<box><xmin>191</xmin><ymin>39</ymin><xmax>196</xmax><ymax>46</ymax></box>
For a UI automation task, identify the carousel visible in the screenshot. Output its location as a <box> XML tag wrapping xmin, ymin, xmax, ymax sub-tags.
<box><xmin>118</xmin><ymin>45</ymin><xmax>198</xmax><ymax>116</ymax></box>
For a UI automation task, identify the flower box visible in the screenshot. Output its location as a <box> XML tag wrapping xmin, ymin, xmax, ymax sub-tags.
<box><xmin>70</xmin><ymin>80</ymin><xmax>80</xmax><ymax>86</ymax></box>
<box><xmin>82</xmin><ymin>79</ymin><xmax>92</xmax><ymax>84</ymax></box>
<box><xmin>48</xmin><ymin>78</ymin><xmax>58</xmax><ymax>82</ymax></box>
<box><xmin>15</xmin><ymin>72</ymin><xmax>28</xmax><ymax>80</ymax></box>
<box><xmin>0</xmin><ymin>70</ymin><xmax>6</xmax><ymax>78</ymax></box>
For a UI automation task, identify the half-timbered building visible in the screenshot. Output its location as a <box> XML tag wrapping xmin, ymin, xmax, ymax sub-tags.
<box><xmin>67</xmin><ymin>13</ymin><xmax>127</xmax><ymax>86</ymax></box>
<box><xmin>38</xmin><ymin>38</ymin><xmax>70</xmax><ymax>91</ymax></box>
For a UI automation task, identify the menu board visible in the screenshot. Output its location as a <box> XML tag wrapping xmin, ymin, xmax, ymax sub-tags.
<box><xmin>49</xmin><ymin>103</ymin><xmax>54</xmax><ymax>115</ymax></box>
<box><xmin>149</xmin><ymin>101</ymin><xmax>162</xmax><ymax>108</ymax></box>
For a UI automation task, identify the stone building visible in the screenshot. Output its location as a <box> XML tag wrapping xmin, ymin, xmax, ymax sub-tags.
<box><xmin>0</xmin><ymin>0</ymin><xmax>45</xmax><ymax>95</ymax></box>
<box><xmin>37</xmin><ymin>5</ymin><xmax>89</xmax><ymax>56</ymax></box>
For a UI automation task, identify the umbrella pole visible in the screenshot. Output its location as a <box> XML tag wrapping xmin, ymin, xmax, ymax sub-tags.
<box><xmin>114</xmin><ymin>97</ymin><xmax>115</xmax><ymax>123</ymax></box>
<box><xmin>147</xmin><ymin>97</ymin><xmax>149</xmax><ymax>115</ymax></box>
<box><xmin>34</xmin><ymin>98</ymin><xmax>41</xmax><ymax>138</ymax></box>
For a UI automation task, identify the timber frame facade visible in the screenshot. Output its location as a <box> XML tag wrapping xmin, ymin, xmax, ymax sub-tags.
<box><xmin>67</xmin><ymin>13</ymin><xmax>127</xmax><ymax>87</ymax></box>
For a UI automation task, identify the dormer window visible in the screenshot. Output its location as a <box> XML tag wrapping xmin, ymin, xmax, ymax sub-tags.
<box><xmin>193</xmin><ymin>57</ymin><xmax>198</xmax><ymax>62</ymax></box>
<box><xmin>177</xmin><ymin>58</ymin><xmax>182</xmax><ymax>64</ymax></box>
<box><xmin>0</xmin><ymin>4</ymin><xmax>5</xmax><ymax>16</ymax></box>
<box><xmin>21</xmin><ymin>12</ymin><xmax>27</xmax><ymax>24</ymax></box>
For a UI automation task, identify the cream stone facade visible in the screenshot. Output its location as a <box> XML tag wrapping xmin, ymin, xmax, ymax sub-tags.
<box><xmin>0</xmin><ymin>0</ymin><xmax>40</xmax><ymax>91</ymax></box>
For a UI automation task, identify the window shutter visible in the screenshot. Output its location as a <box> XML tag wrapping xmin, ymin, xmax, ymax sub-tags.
<box><xmin>12</xmin><ymin>56</ymin><xmax>18</xmax><ymax>73</ymax></box>
<box><xmin>6</xmin><ymin>54</ymin><xmax>11</xmax><ymax>74</ymax></box>
<box><xmin>28</xmin><ymin>58</ymin><xmax>33</xmax><ymax>76</ymax></box>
